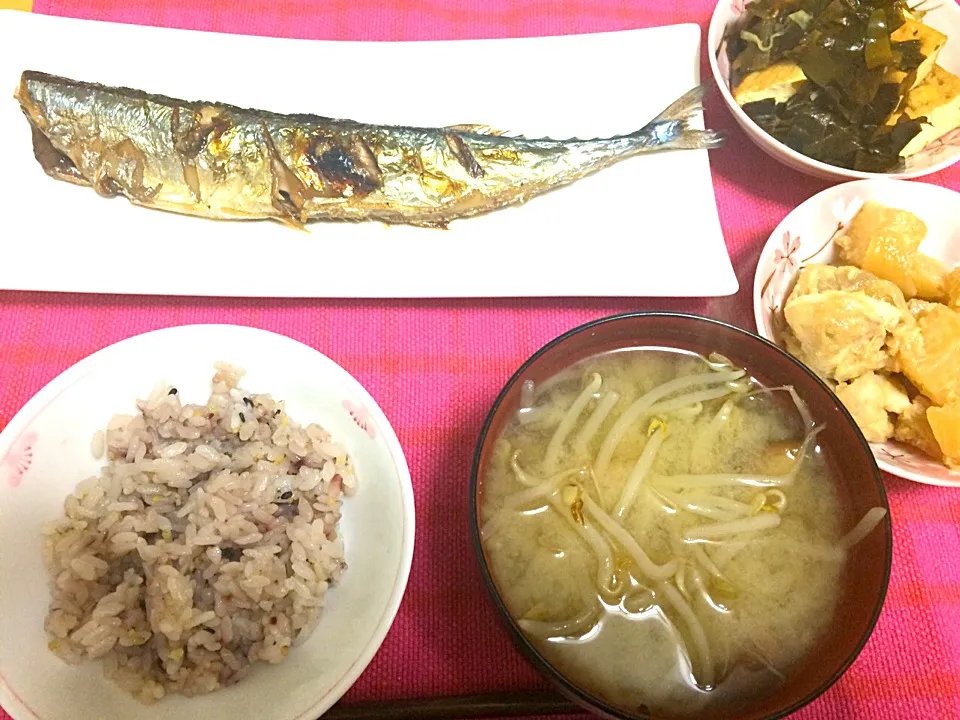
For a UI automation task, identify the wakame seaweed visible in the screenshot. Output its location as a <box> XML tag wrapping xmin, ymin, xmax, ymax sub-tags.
<box><xmin>726</xmin><ymin>0</ymin><xmax>931</xmax><ymax>171</ymax></box>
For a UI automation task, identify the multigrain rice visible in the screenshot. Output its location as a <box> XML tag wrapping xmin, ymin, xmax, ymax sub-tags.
<box><xmin>42</xmin><ymin>363</ymin><xmax>357</xmax><ymax>703</ymax></box>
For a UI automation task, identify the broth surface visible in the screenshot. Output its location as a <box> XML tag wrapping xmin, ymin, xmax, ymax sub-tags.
<box><xmin>480</xmin><ymin>348</ymin><xmax>846</xmax><ymax>718</ymax></box>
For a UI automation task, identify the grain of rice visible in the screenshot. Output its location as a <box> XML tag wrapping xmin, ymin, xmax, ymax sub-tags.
<box><xmin>159</xmin><ymin>442</ymin><xmax>188</xmax><ymax>459</ymax></box>
<box><xmin>91</xmin><ymin>430</ymin><xmax>105</xmax><ymax>459</ymax></box>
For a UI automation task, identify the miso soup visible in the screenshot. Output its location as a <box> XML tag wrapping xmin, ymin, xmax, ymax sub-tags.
<box><xmin>479</xmin><ymin>348</ymin><xmax>885</xmax><ymax>718</ymax></box>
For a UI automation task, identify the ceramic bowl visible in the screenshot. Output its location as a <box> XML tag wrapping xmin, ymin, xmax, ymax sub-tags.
<box><xmin>707</xmin><ymin>0</ymin><xmax>960</xmax><ymax>181</ymax></box>
<box><xmin>471</xmin><ymin>312</ymin><xmax>892</xmax><ymax>720</ymax></box>
<box><xmin>0</xmin><ymin>324</ymin><xmax>415</xmax><ymax>720</ymax></box>
<box><xmin>753</xmin><ymin>178</ymin><xmax>960</xmax><ymax>486</ymax></box>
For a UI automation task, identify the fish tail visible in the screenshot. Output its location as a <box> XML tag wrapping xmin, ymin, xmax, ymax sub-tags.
<box><xmin>628</xmin><ymin>85</ymin><xmax>725</xmax><ymax>151</ymax></box>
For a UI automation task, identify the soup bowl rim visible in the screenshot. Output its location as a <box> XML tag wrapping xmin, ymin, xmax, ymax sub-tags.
<box><xmin>468</xmin><ymin>311</ymin><xmax>893</xmax><ymax>720</ymax></box>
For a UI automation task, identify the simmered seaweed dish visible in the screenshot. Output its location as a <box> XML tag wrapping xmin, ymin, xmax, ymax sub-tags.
<box><xmin>725</xmin><ymin>0</ymin><xmax>960</xmax><ymax>172</ymax></box>
<box><xmin>480</xmin><ymin>349</ymin><xmax>886</xmax><ymax>717</ymax></box>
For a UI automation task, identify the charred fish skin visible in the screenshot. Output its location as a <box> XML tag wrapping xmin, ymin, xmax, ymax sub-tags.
<box><xmin>15</xmin><ymin>70</ymin><xmax>724</xmax><ymax>228</ymax></box>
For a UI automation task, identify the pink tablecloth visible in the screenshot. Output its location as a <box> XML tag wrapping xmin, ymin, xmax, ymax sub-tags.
<box><xmin>3</xmin><ymin>1</ymin><xmax>960</xmax><ymax>718</ymax></box>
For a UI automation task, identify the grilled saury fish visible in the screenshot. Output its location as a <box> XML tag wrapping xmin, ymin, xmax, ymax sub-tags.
<box><xmin>16</xmin><ymin>71</ymin><xmax>724</xmax><ymax>228</ymax></box>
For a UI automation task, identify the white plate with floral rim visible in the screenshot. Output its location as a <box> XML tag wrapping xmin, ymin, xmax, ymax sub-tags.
<box><xmin>0</xmin><ymin>324</ymin><xmax>415</xmax><ymax>720</ymax></box>
<box><xmin>708</xmin><ymin>0</ymin><xmax>960</xmax><ymax>181</ymax></box>
<box><xmin>753</xmin><ymin>179</ymin><xmax>960</xmax><ymax>486</ymax></box>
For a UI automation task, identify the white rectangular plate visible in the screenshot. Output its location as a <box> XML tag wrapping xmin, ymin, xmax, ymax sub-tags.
<box><xmin>0</xmin><ymin>12</ymin><xmax>737</xmax><ymax>298</ymax></box>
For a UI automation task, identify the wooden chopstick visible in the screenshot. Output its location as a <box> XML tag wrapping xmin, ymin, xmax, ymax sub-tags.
<box><xmin>324</xmin><ymin>690</ymin><xmax>585</xmax><ymax>720</ymax></box>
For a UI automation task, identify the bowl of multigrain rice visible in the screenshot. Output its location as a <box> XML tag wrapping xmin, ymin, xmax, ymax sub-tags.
<box><xmin>0</xmin><ymin>324</ymin><xmax>414</xmax><ymax>720</ymax></box>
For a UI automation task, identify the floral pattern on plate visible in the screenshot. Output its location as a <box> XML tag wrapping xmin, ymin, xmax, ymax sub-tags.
<box><xmin>2</xmin><ymin>431</ymin><xmax>36</xmax><ymax>488</ymax></box>
<box><xmin>758</xmin><ymin>227</ymin><xmax>839</xmax><ymax>345</ymax></box>
<box><xmin>874</xmin><ymin>444</ymin><xmax>958</xmax><ymax>480</ymax></box>
<box><xmin>343</xmin><ymin>399</ymin><xmax>377</xmax><ymax>440</ymax></box>
<box><xmin>904</xmin><ymin>128</ymin><xmax>960</xmax><ymax>172</ymax></box>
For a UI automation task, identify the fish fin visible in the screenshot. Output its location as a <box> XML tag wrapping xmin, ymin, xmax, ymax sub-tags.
<box><xmin>215</xmin><ymin>206</ymin><xmax>305</xmax><ymax>230</ymax></box>
<box><xmin>627</xmin><ymin>85</ymin><xmax>725</xmax><ymax>151</ymax></box>
<box><xmin>28</xmin><ymin>124</ymin><xmax>89</xmax><ymax>186</ymax></box>
<box><xmin>647</xmin><ymin>85</ymin><xmax>709</xmax><ymax>127</ymax></box>
<box><xmin>270</xmin><ymin>214</ymin><xmax>310</xmax><ymax>232</ymax></box>
<box><xmin>445</xmin><ymin>123</ymin><xmax>516</xmax><ymax>137</ymax></box>
<box><xmin>261</xmin><ymin>122</ymin><xmax>324</xmax><ymax>218</ymax></box>
<box><xmin>407</xmin><ymin>219</ymin><xmax>450</xmax><ymax>230</ymax></box>
<box><xmin>216</xmin><ymin>206</ymin><xmax>264</xmax><ymax>219</ymax></box>
<box><xmin>444</xmin><ymin>134</ymin><xmax>485</xmax><ymax>178</ymax></box>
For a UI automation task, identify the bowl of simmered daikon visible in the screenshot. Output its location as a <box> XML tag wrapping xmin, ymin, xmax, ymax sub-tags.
<box><xmin>470</xmin><ymin>312</ymin><xmax>892</xmax><ymax>720</ymax></box>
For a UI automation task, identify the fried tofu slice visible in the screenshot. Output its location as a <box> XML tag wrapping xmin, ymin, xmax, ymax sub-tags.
<box><xmin>889</xmin><ymin>65</ymin><xmax>960</xmax><ymax>158</ymax></box>
<box><xmin>732</xmin><ymin>61</ymin><xmax>808</xmax><ymax>106</ymax></box>
<box><xmin>885</xmin><ymin>19</ymin><xmax>947</xmax><ymax>89</ymax></box>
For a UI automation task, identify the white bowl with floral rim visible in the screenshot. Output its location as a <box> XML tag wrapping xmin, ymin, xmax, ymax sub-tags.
<box><xmin>0</xmin><ymin>324</ymin><xmax>415</xmax><ymax>720</ymax></box>
<box><xmin>753</xmin><ymin>179</ymin><xmax>960</xmax><ymax>486</ymax></box>
<box><xmin>708</xmin><ymin>0</ymin><xmax>960</xmax><ymax>181</ymax></box>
